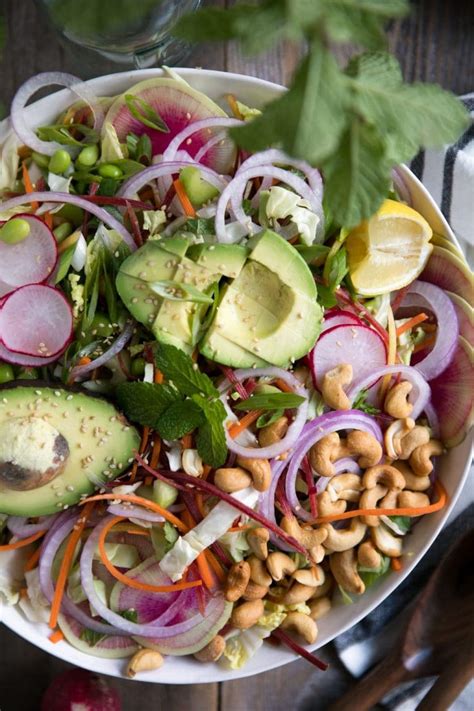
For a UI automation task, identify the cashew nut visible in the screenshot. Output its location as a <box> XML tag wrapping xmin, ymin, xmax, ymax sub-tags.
<box><xmin>281</xmin><ymin>582</ymin><xmax>317</xmax><ymax>605</ymax></box>
<box><xmin>362</xmin><ymin>464</ymin><xmax>406</xmax><ymax>490</ymax></box>
<box><xmin>322</xmin><ymin>517</ymin><xmax>367</xmax><ymax>552</ymax></box>
<box><xmin>214</xmin><ymin>467</ymin><xmax>252</xmax><ymax>493</ymax></box>
<box><xmin>258</xmin><ymin>416</ymin><xmax>288</xmax><ymax>447</ymax></box>
<box><xmin>246</xmin><ymin>527</ymin><xmax>269</xmax><ymax>560</ymax></box>
<box><xmin>309</xmin><ymin>574</ymin><xmax>334</xmax><ymax>599</ymax></box>
<box><xmin>359</xmin><ymin>484</ymin><xmax>389</xmax><ymax>526</ymax></box>
<box><xmin>126</xmin><ymin>649</ymin><xmax>164</xmax><ymax>678</ymax></box>
<box><xmin>330</xmin><ymin>549</ymin><xmax>365</xmax><ymax>594</ymax></box>
<box><xmin>328</xmin><ymin>473</ymin><xmax>363</xmax><ymax>502</ymax></box>
<box><xmin>308</xmin><ymin>596</ymin><xmax>332</xmax><ymax>620</ymax></box>
<box><xmin>346</xmin><ymin>430</ymin><xmax>383</xmax><ymax>468</ymax></box>
<box><xmin>398</xmin><ymin>490</ymin><xmax>431</xmax><ymax>509</ymax></box>
<box><xmin>236</xmin><ymin>455</ymin><xmax>271</xmax><ymax>492</ymax></box>
<box><xmin>409</xmin><ymin>440</ymin><xmax>444</xmax><ymax>476</ymax></box>
<box><xmin>243</xmin><ymin>580</ymin><xmax>269</xmax><ymax>601</ymax></box>
<box><xmin>280</xmin><ymin>515</ymin><xmax>328</xmax><ymax>550</ymax></box>
<box><xmin>266</xmin><ymin>551</ymin><xmax>297</xmax><ymax>581</ymax></box>
<box><xmin>380</xmin><ymin>488</ymin><xmax>399</xmax><ymax>508</ymax></box>
<box><xmin>392</xmin><ymin>461</ymin><xmax>430</xmax><ymax>491</ymax></box>
<box><xmin>370</xmin><ymin>523</ymin><xmax>403</xmax><ymax>557</ymax></box>
<box><xmin>182</xmin><ymin>448</ymin><xmax>203</xmax><ymax>477</ymax></box>
<box><xmin>321</xmin><ymin>364</ymin><xmax>353</xmax><ymax>410</ymax></box>
<box><xmin>384</xmin><ymin>381</ymin><xmax>413</xmax><ymax>418</ymax></box>
<box><xmin>292</xmin><ymin>565</ymin><xmax>325</xmax><ymax>587</ymax></box>
<box><xmin>194</xmin><ymin>635</ymin><xmax>226</xmax><ymax>662</ymax></box>
<box><xmin>396</xmin><ymin>426</ymin><xmax>431</xmax><ymax>460</ymax></box>
<box><xmin>318</xmin><ymin>491</ymin><xmax>347</xmax><ymax>517</ymax></box>
<box><xmin>280</xmin><ymin>611</ymin><xmax>318</xmax><ymax>644</ymax></box>
<box><xmin>248</xmin><ymin>555</ymin><xmax>272</xmax><ymax>587</ymax></box>
<box><xmin>225</xmin><ymin>560</ymin><xmax>251</xmax><ymax>602</ymax></box>
<box><xmin>384</xmin><ymin>418</ymin><xmax>415</xmax><ymax>459</ymax></box>
<box><xmin>309</xmin><ymin>432</ymin><xmax>347</xmax><ymax>477</ymax></box>
<box><xmin>231</xmin><ymin>599</ymin><xmax>265</xmax><ymax>629</ymax></box>
<box><xmin>358</xmin><ymin>541</ymin><xmax>382</xmax><ymax>569</ymax></box>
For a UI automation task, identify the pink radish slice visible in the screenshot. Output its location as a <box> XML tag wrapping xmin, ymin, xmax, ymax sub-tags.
<box><xmin>447</xmin><ymin>291</ymin><xmax>474</xmax><ymax>347</ymax></box>
<box><xmin>421</xmin><ymin>246</ymin><xmax>472</xmax><ymax>302</ymax></box>
<box><xmin>0</xmin><ymin>215</ymin><xmax>57</xmax><ymax>292</ymax></box>
<box><xmin>0</xmin><ymin>341</ymin><xmax>59</xmax><ymax>366</ymax></box>
<box><xmin>310</xmin><ymin>324</ymin><xmax>387</xmax><ymax>389</ymax></box>
<box><xmin>321</xmin><ymin>309</ymin><xmax>364</xmax><ymax>333</ymax></box>
<box><xmin>0</xmin><ymin>285</ymin><xmax>73</xmax><ymax>358</ymax></box>
<box><xmin>429</xmin><ymin>336</ymin><xmax>474</xmax><ymax>447</ymax></box>
<box><xmin>58</xmin><ymin>610</ymin><xmax>139</xmax><ymax>659</ymax></box>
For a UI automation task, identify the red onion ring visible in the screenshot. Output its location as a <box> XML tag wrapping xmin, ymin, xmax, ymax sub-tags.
<box><xmin>10</xmin><ymin>72</ymin><xmax>104</xmax><ymax>156</ymax></box>
<box><xmin>219</xmin><ymin>367</ymin><xmax>309</xmax><ymax>459</ymax></box>
<box><xmin>0</xmin><ymin>192</ymin><xmax>136</xmax><ymax>251</ymax></box>
<box><xmin>161</xmin><ymin>117</ymin><xmax>242</xmax><ymax>164</ymax></box>
<box><xmin>106</xmin><ymin>504</ymin><xmax>164</xmax><ymax>523</ymax></box>
<box><xmin>7</xmin><ymin>514</ymin><xmax>57</xmax><ymax>538</ymax></box>
<box><xmin>69</xmin><ymin>320</ymin><xmax>135</xmax><ymax>382</ymax></box>
<box><xmin>347</xmin><ymin>364</ymin><xmax>430</xmax><ymax>420</ymax></box>
<box><xmin>391</xmin><ymin>167</ymin><xmax>412</xmax><ymax>205</ymax></box>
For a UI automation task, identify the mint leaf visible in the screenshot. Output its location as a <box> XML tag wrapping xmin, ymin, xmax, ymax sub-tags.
<box><xmin>157</xmin><ymin>399</ymin><xmax>204</xmax><ymax>440</ymax></box>
<box><xmin>388</xmin><ymin>515</ymin><xmax>412</xmax><ymax>534</ymax></box>
<box><xmin>116</xmin><ymin>381</ymin><xmax>180</xmax><ymax>429</ymax></box>
<box><xmin>352</xmin><ymin>389</ymin><xmax>380</xmax><ymax>415</ymax></box>
<box><xmin>155</xmin><ymin>343</ymin><xmax>217</xmax><ymax>397</ymax></box>
<box><xmin>235</xmin><ymin>392</ymin><xmax>305</xmax><ymax>411</ymax></box>
<box><xmin>192</xmin><ymin>394</ymin><xmax>227</xmax><ymax>468</ymax></box>
<box><xmin>323</xmin><ymin>1</ymin><xmax>407</xmax><ymax>50</ymax></box>
<box><xmin>183</xmin><ymin>217</ymin><xmax>215</xmax><ymax>236</ymax></box>
<box><xmin>120</xmin><ymin>609</ymin><xmax>138</xmax><ymax>623</ymax></box>
<box><xmin>256</xmin><ymin>409</ymin><xmax>285</xmax><ymax>428</ymax></box>
<box><xmin>317</xmin><ymin>284</ymin><xmax>338</xmax><ymax>308</ymax></box>
<box><xmin>80</xmin><ymin>628</ymin><xmax>107</xmax><ymax>647</ymax></box>
<box><xmin>326</xmin><ymin>247</ymin><xmax>349</xmax><ymax>292</ymax></box>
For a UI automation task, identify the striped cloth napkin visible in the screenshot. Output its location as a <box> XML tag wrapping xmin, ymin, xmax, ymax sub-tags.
<box><xmin>298</xmin><ymin>94</ymin><xmax>474</xmax><ymax>711</ymax></box>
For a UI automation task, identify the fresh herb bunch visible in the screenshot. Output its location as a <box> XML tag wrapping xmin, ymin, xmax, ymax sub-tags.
<box><xmin>176</xmin><ymin>0</ymin><xmax>469</xmax><ymax>227</ymax></box>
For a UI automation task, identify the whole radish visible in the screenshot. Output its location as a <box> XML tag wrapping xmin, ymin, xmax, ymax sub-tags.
<box><xmin>41</xmin><ymin>669</ymin><xmax>121</xmax><ymax>711</ymax></box>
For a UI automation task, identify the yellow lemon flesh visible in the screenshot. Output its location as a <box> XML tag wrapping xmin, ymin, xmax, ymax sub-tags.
<box><xmin>346</xmin><ymin>199</ymin><xmax>433</xmax><ymax>296</ymax></box>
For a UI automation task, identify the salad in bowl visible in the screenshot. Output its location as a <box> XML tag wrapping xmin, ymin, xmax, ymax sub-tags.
<box><xmin>0</xmin><ymin>68</ymin><xmax>472</xmax><ymax>682</ymax></box>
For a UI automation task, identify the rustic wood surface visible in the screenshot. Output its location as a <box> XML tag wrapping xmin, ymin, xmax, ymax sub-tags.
<box><xmin>0</xmin><ymin>1</ymin><xmax>472</xmax><ymax>709</ymax></box>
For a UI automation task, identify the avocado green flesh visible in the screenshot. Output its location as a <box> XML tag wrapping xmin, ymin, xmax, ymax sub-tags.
<box><xmin>186</xmin><ymin>243</ymin><xmax>248</xmax><ymax>279</ymax></box>
<box><xmin>179</xmin><ymin>166</ymin><xmax>219</xmax><ymax>207</ymax></box>
<box><xmin>0</xmin><ymin>386</ymin><xmax>140</xmax><ymax>516</ymax></box>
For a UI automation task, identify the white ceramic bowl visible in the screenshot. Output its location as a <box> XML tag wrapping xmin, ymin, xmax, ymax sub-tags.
<box><xmin>0</xmin><ymin>68</ymin><xmax>471</xmax><ymax>684</ymax></box>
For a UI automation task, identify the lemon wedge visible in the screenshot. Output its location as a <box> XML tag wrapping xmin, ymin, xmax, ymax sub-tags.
<box><xmin>346</xmin><ymin>199</ymin><xmax>433</xmax><ymax>296</ymax></box>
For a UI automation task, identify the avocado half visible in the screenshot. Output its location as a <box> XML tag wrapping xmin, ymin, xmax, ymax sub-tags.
<box><xmin>0</xmin><ymin>381</ymin><xmax>140</xmax><ymax>516</ymax></box>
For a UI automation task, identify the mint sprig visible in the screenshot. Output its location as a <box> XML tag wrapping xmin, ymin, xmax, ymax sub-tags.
<box><xmin>116</xmin><ymin>381</ymin><xmax>180</xmax><ymax>430</ymax></box>
<box><xmin>176</xmin><ymin>2</ymin><xmax>469</xmax><ymax>228</ymax></box>
<box><xmin>352</xmin><ymin>389</ymin><xmax>380</xmax><ymax>416</ymax></box>
<box><xmin>234</xmin><ymin>392</ymin><xmax>305</xmax><ymax>411</ymax></box>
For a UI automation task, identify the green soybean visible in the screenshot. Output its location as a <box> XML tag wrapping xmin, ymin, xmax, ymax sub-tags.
<box><xmin>98</xmin><ymin>164</ymin><xmax>123</xmax><ymax>179</ymax></box>
<box><xmin>49</xmin><ymin>149</ymin><xmax>72</xmax><ymax>175</ymax></box>
<box><xmin>0</xmin><ymin>218</ymin><xmax>30</xmax><ymax>244</ymax></box>
<box><xmin>53</xmin><ymin>222</ymin><xmax>73</xmax><ymax>243</ymax></box>
<box><xmin>0</xmin><ymin>363</ymin><xmax>14</xmax><ymax>384</ymax></box>
<box><xmin>76</xmin><ymin>144</ymin><xmax>100</xmax><ymax>168</ymax></box>
<box><xmin>16</xmin><ymin>367</ymin><xmax>38</xmax><ymax>380</ymax></box>
<box><xmin>131</xmin><ymin>357</ymin><xmax>146</xmax><ymax>377</ymax></box>
<box><xmin>31</xmin><ymin>151</ymin><xmax>50</xmax><ymax>169</ymax></box>
<box><xmin>57</xmin><ymin>204</ymin><xmax>84</xmax><ymax>226</ymax></box>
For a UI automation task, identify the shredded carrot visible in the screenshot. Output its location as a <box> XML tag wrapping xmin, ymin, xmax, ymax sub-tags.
<box><xmin>173</xmin><ymin>178</ymin><xmax>196</xmax><ymax>217</ymax></box>
<box><xmin>24</xmin><ymin>546</ymin><xmax>42</xmax><ymax>572</ymax></box>
<box><xmin>0</xmin><ymin>529</ymin><xmax>46</xmax><ymax>551</ymax></box>
<box><xmin>58</xmin><ymin>231</ymin><xmax>80</xmax><ymax>254</ymax></box>
<box><xmin>202</xmin><ymin>465</ymin><xmax>212</xmax><ymax>478</ymax></box>
<box><xmin>80</xmin><ymin>493</ymin><xmax>188</xmax><ymax>532</ymax></box>
<box><xmin>227</xmin><ymin>524</ymin><xmax>252</xmax><ymax>534</ymax></box>
<box><xmin>413</xmin><ymin>335</ymin><xmax>436</xmax><ymax>354</ymax></box>
<box><xmin>228</xmin><ymin>409</ymin><xmax>264</xmax><ymax>439</ymax></box>
<box><xmin>20</xmin><ymin>587</ymin><xmax>28</xmax><ymax>598</ymax></box>
<box><xmin>182</xmin><ymin>510</ymin><xmax>222</xmax><ymax>589</ymax></box>
<box><xmin>181</xmin><ymin>434</ymin><xmax>193</xmax><ymax>449</ymax></box>
<box><xmin>203</xmin><ymin>549</ymin><xmax>226</xmax><ymax>583</ymax></box>
<box><xmin>149</xmin><ymin>436</ymin><xmax>162</xmax><ymax>469</ymax></box>
<box><xmin>226</xmin><ymin>94</ymin><xmax>243</xmax><ymax>120</ymax></box>
<box><xmin>312</xmin><ymin>479</ymin><xmax>447</xmax><ymax>524</ymax></box>
<box><xmin>391</xmin><ymin>557</ymin><xmax>403</xmax><ymax>571</ymax></box>
<box><xmin>273</xmin><ymin>378</ymin><xmax>294</xmax><ymax>394</ymax></box>
<box><xmin>22</xmin><ymin>161</ymin><xmax>38</xmax><ymax>210</ymax></box>
<box><xmin>98</xmin><ymin>516</ymin><xmax>202</xmax><ymax>593</ymax></box>
<box><xmin>78</xmin><ymin>356</ymin><xmax>92</xmax><ymax>366</ymax></box>
<box><xmin>130</xmin><ymin>425</ymin><xmax>150</xmax><ymax>482</ymax></box>
<box><xmin>49</xmin><ymin>502</ymin><xmax>94</xmax><ymax>629</ymax></box>
<box><xmin>396</xmin><ymin>312</ymin><xmax>429</xmax><ymax>337</ymax></box>
<box><xmin>49</xmin><ymin>630</ymin><xmax>64</xmax><ymax>644</ymax></box>
<box><xmin>196</xmin><ymin>494</ymin><xmax>207</xmax><ymax>520</ymax></box>
<box><xmin>154</xmin><ymin>368</ymin><xmax>164</xmax><ymax>384</ymax></box>
<box><xmin>43</xmin><ymin>212</ymin><xmax>53</xmax><ymax>229</ymax></box>
<box><xmin>379</xmin><ymin>305</ymin><xmax>397</xmax><ymax>398</ymax></box>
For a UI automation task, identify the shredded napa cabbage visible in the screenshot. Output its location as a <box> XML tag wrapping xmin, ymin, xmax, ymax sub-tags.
<box><xmin>100</xmin><ymin>122</ymin><xmax>125</xmax><ymax>162</ymax></box>
<box><xmin>218</xmin><ymin>530</ymin><xmax>250</xmax><ymax>562</ymax></box>
<box><xmin>264</xmin><ymin>186</ymin><xmax>320</xmax><ymax>245</ymax></box>
<box><xmin>143</xmin><ymin>209</ymin><xmax>167</xmax><ymax>237</ymax></box>
<box><xmin>18</xmin><ymin>568</ymin><xmax>50</xmax><ymax>623</ymax></box>
<box><xmin>67</xmin><ymin>273</ymin><xmax>85</xmax><ymax>319</ymax></box>
<box><xmin>0</xmin><ymin>548</ymin><xmax>28</xmax><ymax>608</ymax></box>
<box><xmin>0</xmin><ymin>129</ymin><xmax>20</xmax><ymax>192</ymax></box>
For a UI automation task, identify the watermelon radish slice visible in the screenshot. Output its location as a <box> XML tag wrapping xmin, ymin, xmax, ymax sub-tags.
<box><xmin>429</xmin><ymin>336</ymin><xmax>474</xmax><ymax>447</ymax></box>
<box><xmin>0</xmin><ymin>284</ymin><xmax>73</xmax><ymax>358</ymax></box>
<box><xmin>103</xmin><ymin>78</ymin><xmax>236</xmax><ymax>173</ymax></box>
<box><xmin>0</xmin><ymin>341</ymin><xmax>60</xmax><ymax>366</ymax></box>
<box><xmin>58</xmin><ymin>610</ymin><xmax>139</xmax><ymax>658</ymax></box>
<box><xmin>446</xmin><ymin>291</ymin><xmax>474</xmax><ymax>347</ymax></box>
<box><xmin>0</xmin><ymin>215</ymin><xmax>57</xmax><ymax>294</ymax></box>
<box><xmin>310</xmin><ymin>323</ymin><xmax>387</xmax><ymax>389</ymax></box>
<box><xmin>421</xmin><ymin>245</ymin><xmax>473</xmax><ymax>302</ymax></box>
<box><xmin>321</xmin><ymin>309</ymin><xmax>364</xmax><ymax>333</ymax></box>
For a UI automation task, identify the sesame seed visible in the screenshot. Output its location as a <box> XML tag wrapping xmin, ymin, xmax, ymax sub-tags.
<box><xmin>54</xmin><ymin>391</ymin><xmax>61</xmax><ymax>397</ymax></box>
<box><xmin>66</xmin><ymin>394</ymin><xmax>73</xmax><ymax>401</ymax></box>
<box><xmin>1</xmin><ymin>398</ymin><xmax>7</xmax><ymax>404</ymax></box>
<box><xmin>35</xmin><ymin>390</ymin><xmax>42</xmax><ymax>396</ymax></box>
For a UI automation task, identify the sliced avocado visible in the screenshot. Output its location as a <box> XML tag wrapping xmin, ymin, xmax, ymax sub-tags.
<box><xmin>186</xmin><ymin>243</ymin><xmax>249</xmax><ymax>279</ymax></box>
<box><xmin>0</xmin><ymin>383</ymin><xmax>139</xmax><ymax>516</ymax></box>
<box><xmin>159</xmin><ymin>235</ymin><xmax>195</xmax><ymax>258</ymax></box>
<box><xmin>200</xmin><ymin>330</ymin><xmax>269</xmax><ymax>368</ymax></box>
<box><xmin>180</xmin><ymin>166</ymin><xmax>219</xmax><ymax>207</ymax></box>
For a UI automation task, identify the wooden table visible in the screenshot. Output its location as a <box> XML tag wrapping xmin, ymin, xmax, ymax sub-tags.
<box><xmin>0</xmin><ymin>2</ymin><xmax>472</xmax><ymax>710</ymax></box>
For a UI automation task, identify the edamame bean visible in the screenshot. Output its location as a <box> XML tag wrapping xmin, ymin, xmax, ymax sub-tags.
<box><xmin>16</xmin><ymin>367</ymin><xmax>38</xmax><ymax>380</ymax></box>
<box><xmin>57</xmin><ymin>204</ymin><xmax>84</xmax><ymax>226</ymax></box>
<box><xmin>0</xmin><ymin>218</ymin><xmax>30</xmax><ymax>244</ymax></box>
<box><xmin>53</xmin><ymin>222</ymin><xmax>73</xmax><ymax>243</ymax></box>
<box><xmin>49</xmin><ymin>149</ymin><xmax>72</xmax><ymax>175</ymax></box>
<box><xmin>31</xmin><ymin>151</ymin><xmax>50</xmax><ymax>169</ymax></box>
<box><xmin>0</xmin><ymin>363</ymin><xmax>14</xmax><ymax>384</ymax></box>
<box><xmin>76</xmin><ymin>144</ymin><xmax>99</xmax><ymax>168</ymax></box>
<box><xmin>131</xmin><ymin>357</ymin><xmax>146</xmax><ymax>377</ymax></box>
<box><xmin>98</xmin><ymin>164</ymin><xmax>123</xmax><ymax>179</ymax></box>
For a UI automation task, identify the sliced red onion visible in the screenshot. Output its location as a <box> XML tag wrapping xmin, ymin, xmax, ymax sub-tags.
<box><xmin>0</xmin><ymin>192</ymin><xmax>136</xmax><ymax>251</ymax></box>
<box><xmin>347</xmin><ymin>364</ymin><xmax>431</xmax><ymax>420</ymax></box>
<box><xmin>0</xmin><ymin>215</ymin><xmax>58</xmax><ymax>292</ymax></box>
<box><xmin>70</xmin><ymin>233</ymin><xmax>87</xmax><ymax>272</ymax></box>
<box><xmin>107</xmin><ymin>504</ymin><xmax>164</xmax><ymax>524</ymax></box>
<box><xmin>119</xmin><ymin>160</ymin><xmax>227</xmax><ymax>203</ymax></box>
<box><xmin>219</xmin><ymin>367</ymin><xmax>309</xmax><ymax>459</ymax></box>
<box><xmin>285</xmin><ymin>411</ymin><xmax>383</xmax><ymax>521</ymax></box>
<box><xmin>392</xmin><ymin>167</ymin><xmax>412</xmax><ymax>205</ymax></box>
<box><xmin>161</xmin><ymin>117</ymin><xmax>241</xmax><ymax>163</ymax></box>
<box><xmin>333</xmin><ymin>457</ymin><xmax>362</xmax><ymax>475</ymax></box>
<box><xmin>423</xmin><ymin>401</ymin><xmax>440</xmax><ymax>438</ymax></box>
<box><xmin>7</xmin><ymin>514</ymin><xmax>57</xmax><ymax>538</ymax></box>
<box><xmin>10</xmin><ymin>72</ymin><xmax>104</xmax><ymax>156</ymax></box>
<box><xmin>215</xmin><ymin>165</ymin><xmax>323</xmax><ymax>243</ymax></box>
<box><xmin>69</xmin><ymin>320</ymin><xmax>135</xmax><ymax>382</ymax></box>
<box><xmin>258</xmin><ymin>459</ymin><xmax>292</xmax><ymax>551</ymax></box>
<box><xmin>194</xmin><ymin>131</ymin><xmax>227</xmax><ymax>163</ymax></box>
<box><xmin>396</xmin><ymin>280</ymin><xmax>459</xmax><ymax>380</ymax></box>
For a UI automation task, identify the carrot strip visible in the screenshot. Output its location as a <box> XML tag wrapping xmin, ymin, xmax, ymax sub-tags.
<box><xmin>130</xmin><ymin>425</ymin><xmax>150</xmax><ymax>483</ymax></box>
<box><xmin>49</xmin><ymin>502</ymin><xmax>94</xmax><ymax>629</ymax></box>
<box><xmin>391</xmin><ymin>557</ymin><xmax>403</xmax><ymax>571</ymax></box>
<box><xmin>273</xmin><ymin>378</ymin><xmax>294</xmax><ymax>394</ymax></box>
<box><xmin>0</xmin><ymin>529</ymin><xmax>46</xmax><ymax>551</ymax></box>
<box><xmin>228</xmin><ymin>409</ymin><xmax>264</xmax><ymax>439</ymax></box>
<box><xmin>226</xmin><ymin>94</ymin><xmax>243</xmax><ymax>120</ymax></box>
<box><xmin>78</xmin><ymin>356</ymin><xmax>92</xmax><ymax>366</ymax></box>
<box><xmin>98</xmin><ymin>516</ymin><xmax>202</xmax><ymax>593</ymax></box>
<box><xmin>49</xmin><ymin>630</ymin><xmax>64</xmax><ymax>644</ymax></box>
<box><xmin>396</xmin><ymin>312</ymin><xmax>429</xmax><ymax>337</ymax></box>
<box><xmin>413</xmin><ymin>335</ymin><xmax>436</xmax><ymax>354</ymax></box>
<box><xmin>80</xmin><ymin>493</ymin><xmax>188</xmax><ymax>532</ymax></box>
<box><xmin>203</xmin><ymin>550</ymin><xmax>226</xmax><ymax>583</ymax></box>
<box><xmin>24</xmin><ymin>546</ymin><xmax>42</xmax><ymax>572</ymax></box>
<box><xmin>43</xmin><ymin>212</ymin><xmax>53</xmax><ymax>229</ymax></box>
<box><xmin>173</xmin><ymin>178</ymin><xmax>196</xmax><ymax>217</ymax></box>
<box><xmin>312</xmin><ymin>479</ymin><xmax>447</xmax><ymax>524</ymax></box>
<box><xmin>22</xmin><ymin>161</ymin><xmax>38</xmax><ymax>210</ymax></box>
<box><xmin>196</xmin><ymin>494</ymin><xmax>207</xmax><ymax>520</ymax></box>
<box><xmin>181</xmin><ymin>434</ymin><xmax>193</xmax><ymax>449</ymax></box>
<box><xmin>154</xmin><ymin>368</ymin><xmax>164</xmax><ymax>384</ymax></box>
<box><xmin>227</xmin><ymin>524</ymin><xmax>252</xmax><ymax>533</ymax></box>
<box><xmin>182</xmin><ymin>510</ymin><xmax>222</xmax><ymax>588</ymax></box>
<box><xmin>149</xmin><ymin>436</ymin><xmax>162</xmax><ymax>469</ymax></box>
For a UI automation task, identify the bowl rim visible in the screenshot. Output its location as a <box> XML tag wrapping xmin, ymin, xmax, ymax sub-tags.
<box><xmin>0</xmin><ymin>66</ymin><xmax>471</xmax><ymax>684</ymax></box>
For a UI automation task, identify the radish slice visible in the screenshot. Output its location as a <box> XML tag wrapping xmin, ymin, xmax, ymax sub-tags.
<box><xmin>0</xmin><ymin>215</ymin><xmax>57</xmax><ymax>292</ymax></box>
<box><xmin>321</xmin><ymin>309</ymin><xmax>363</xmax><ymax>333</ymax></box>
<box><xmin>421</xmin><ymin>245</ymin><xmax>472</xmax><ymax>302</ymax></box>
<box><xmin>310</xmin><ymin>323</ymin><xmax>387</xmax><ymax>389</ymax></box>
<box><xmin>58</xmin><ymin>609</ymin><xmax>139</xmax><ymax>658</ymax></box>
<box><xmin>446</xmin><ymin>291</ymin><xmax>474</xmax><ymax>347</ymax></box>
<box><xmin>0</xmin><ymin>341</ymin><xmax>59</xmax><ymax>366</ymax></box>
<box><xmin>0</xmin><ymin>285</ymin><xmax>73</xmax><ymax>358</ymax></box>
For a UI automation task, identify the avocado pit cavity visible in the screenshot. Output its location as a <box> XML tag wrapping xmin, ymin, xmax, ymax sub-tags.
<box><xmin>0</xmin><ymin>417</ymin><xmax>70</xmax><ymax>491</ymax></box>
